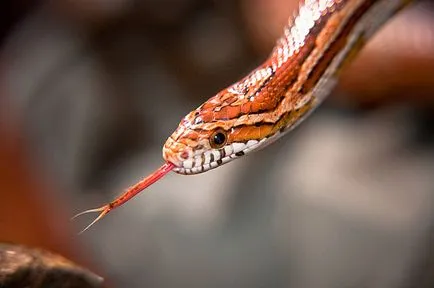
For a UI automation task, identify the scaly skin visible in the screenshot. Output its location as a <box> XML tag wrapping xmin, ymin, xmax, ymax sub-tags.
<box><xmin>74</xmin><ymin>0</ymin><xmax>414</xmax><ymax>233</ymax></box>
<box><xmin>163</xmin><ymin>0</ymin><xmax>414</xmax><ymax>175</ymax></box>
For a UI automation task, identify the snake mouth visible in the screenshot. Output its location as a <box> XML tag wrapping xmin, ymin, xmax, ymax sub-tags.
<box><xmin>173</xmin><ymin>153</ymin><xmax>240</xmax><ymax>175</ymax></box>
<box><xmin>172</xmin><ymin>139</ymin><xmax>264</xmax><ymax>175</ymax></box>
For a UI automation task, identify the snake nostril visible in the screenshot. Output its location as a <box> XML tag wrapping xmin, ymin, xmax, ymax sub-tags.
<box><xmin>180</xmin><ymin>151</ymin><xmax>189</xmax><ymax>160</ymax></box>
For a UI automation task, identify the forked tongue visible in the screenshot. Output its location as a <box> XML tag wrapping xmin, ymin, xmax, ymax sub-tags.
<box><xmin>72</xmin><ymin>162</ymin><xmax>174</xmax><ymax>234</ymax></box>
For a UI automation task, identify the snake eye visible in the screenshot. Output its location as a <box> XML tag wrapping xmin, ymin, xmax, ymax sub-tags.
<box><xmin>210</xmin><ymin>130</ymin><xmax>227</xmax><ymax>149</ymax></box>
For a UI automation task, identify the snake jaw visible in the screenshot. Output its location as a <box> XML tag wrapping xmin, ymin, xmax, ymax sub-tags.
<box><xmin>167</xmin><ymin>139</ymin><xmax>265</xmax><ymax>175</ymax></box>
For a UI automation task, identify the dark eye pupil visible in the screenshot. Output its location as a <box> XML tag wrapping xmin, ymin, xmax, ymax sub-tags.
<box><xmin>213</xmin><ymin>132</ymin><xmax>226</xmax><ymax>145</ymax></box>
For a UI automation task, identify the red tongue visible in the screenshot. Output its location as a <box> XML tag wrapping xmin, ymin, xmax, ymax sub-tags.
<box><xmin>72</xmin><ymin>162</ymin><xmax>175</xmax><ymax>234</ymax></box>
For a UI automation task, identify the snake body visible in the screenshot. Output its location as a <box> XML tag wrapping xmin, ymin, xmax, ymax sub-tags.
<box><xmin>74</xmin><ymin>0</ymin><xmax>414</xmax><ymax>233</ymax></box>
<box><xmin>163</xmin><ymin>0</ymin><xmax>413</xmax><ymax>174</ymax></box>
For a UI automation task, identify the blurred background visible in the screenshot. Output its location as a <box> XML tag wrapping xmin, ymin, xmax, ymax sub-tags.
<box><xmin>1</xmin><ymin>0</ymin><xmax>434</xmax><ymax>287</ymax></box>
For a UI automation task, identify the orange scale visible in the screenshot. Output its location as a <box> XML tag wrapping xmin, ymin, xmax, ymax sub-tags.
<box><xmin>240</xmin><ymin>102</ymin><xmax>252</xmax><ymax>114</ymax></box>
<box><xmin>216</xmin><ymin>105</ymin><xmax>240</xmax><ymax>120</ymax></box>
<box><xmin>200</xmin><ymin>111</ymin><xmax>214</xmax><ymax>123</ymax></box>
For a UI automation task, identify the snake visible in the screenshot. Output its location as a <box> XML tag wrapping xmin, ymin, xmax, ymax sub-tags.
<box><xmin>73</xmin><ymin>0</ymin><xmax>415</xmax><ymax>233</ymax></box>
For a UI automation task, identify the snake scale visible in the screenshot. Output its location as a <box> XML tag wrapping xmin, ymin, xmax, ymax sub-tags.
<box><xmin>73</xmin><ymin>0</ymin><xmax>414</xmax><ymax>233</ymax></box>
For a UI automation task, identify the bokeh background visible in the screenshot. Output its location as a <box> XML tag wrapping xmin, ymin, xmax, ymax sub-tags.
<box><xmin>1</xmin><ymin>0</ymin><xmax>434</xmax><ymax>287</ymax></box>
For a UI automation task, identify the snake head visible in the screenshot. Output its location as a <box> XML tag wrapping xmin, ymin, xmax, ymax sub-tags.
<box><xmin>162</xmin><ymin>112</ymin><xmax>247</xmax><ymax>175</ymax></box>
<box><xmin>162</xmin><ymin>66</ymin><xmax>296</xmax><ymax>175</ymax></box>
<box><xmin>162</xmin><ymin>96</ymin><xmax>266</xmax><ymax>174</ymax></box>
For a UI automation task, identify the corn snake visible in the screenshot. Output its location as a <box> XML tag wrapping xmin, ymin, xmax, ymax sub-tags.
<box><xmin>73</xmin><ymin>0</ymin><xmax>415</xmax><ymax>233</ymax></box>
